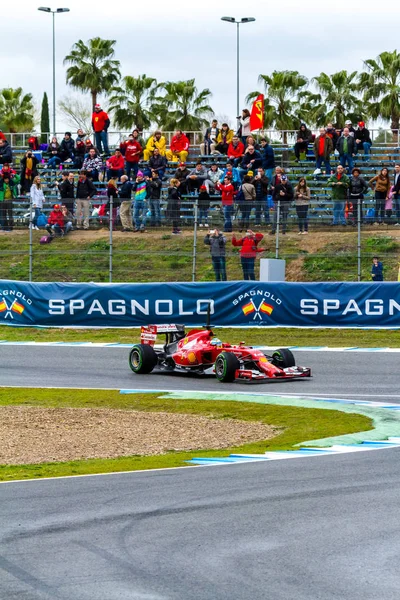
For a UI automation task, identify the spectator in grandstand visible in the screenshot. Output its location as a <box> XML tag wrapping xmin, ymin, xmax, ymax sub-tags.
<box><xmin>368</xmin><ymin>167</ymin><xmax>391</xmax><ymax>225</ymax></box>
<box><xmin>355</xmin><ymin>122</ymin><xmax>372</xmax><ymax>160</ymax></box>
<box><xmin>198</xmin><ymin>185</ymin><xmax>211</xmax><ymax>227</ymax></box>
<box><xmin>251</xmin><ymin>168</ymin><xmax>270</xmax><ymax>226</ymax></box>
<box><xmin>219</xmin><ymin>162</ymin><xmax>241</xmax><ymax>187</ymax></box>
<box><xmin>186</xmin><ymin>162</ymin><xmax>208</xmax><ymax>194</ymax></box>
<box><xmin>0</xmin><ymin>163</ymin><xmax>18</xmax><ymax>180</ymax></box>
<box><xmin>343</xmin><ymin>119</ymin><xmax>356</xmax><ymax>136</ymax></box>
<box><xmin>74</xmin><ymin>129</ymin><xmax>86</xmax><ymax>168</ymax></box>
<box><xmin>123</xmin><ymin>135</ymin><xmax>142</xmax><ymax>180</ymax></box>
<box><xmin>83</xmin><ymin>138</ymin><xmax>96</xmax><ymax>157</ymax></box>
<box><xmin>326</xmin><ymin>122</ymin><xmax>338</xmax><ymax>148</ymax></box>
<box><xmin>239</xmin><ymin>145</ymin><xmax>262</xmax><ymax>178</ymax></box>
<box><xmin>59</xmin><ymin>171</ymin><xmax>75</xmax><ymax>214</ymax></box>
<box><xmin>227</xmin><ymin>135</ymin><xmax>245</xmax><ymax>167</ymax></box>
<box><xmin>20</xmin><ymin>150</ymin><xmax>39</xmax><ymax>193</ymax></box>
<box><xmin>200</xmin><ymin>119</ymin><xmax>219</xmax><ymax>156</ymax></box>
<box><xmin>132</xmin><ymin>128</ymin><xmax>146</xmax><ymax>151</ymax></box>
<box><xmin>30</xmin><ymin>176</ymin><xmax>45</xmax><ymax>230</ymax></box>
<box><xmin>270</xmin><ymin>175</ymin><xmax>293</xmax><ymax>235</ymax></box>
<box><xmin>147</xmin><ymin>170</ymin><xmax>162</xmax><ymax>227</ymax></box>
<box><xmin>46</xmin><ymin>204</ymin><xmax>65</xmax><ymax>237</ymax></box>
<box><xmin>336</xmin><ymin>127</ymin><xmax>357</xmax><ymax>172</ymax></box>
<box><xmin>294</xmin><ymin>123</ymin><xmax>313</xmax><ymax>161</ymax></box>
<box><xmin>327</xmin><ymin>164</ymin><xmax>350</xmax><ymax>226</ymax></box>
<box><xmin>216</xmin><ymin>175</ymin><xmax>236</xmax><ymax>232</ymax></box>
<box><xmin>238</xmin><ymin>175</ymin><xmax>256</xmax><ymax>232</ymax></box>
<box><xmin>92</xmin><ymin>104</ymin><xmax>110</xmax><ymax>156</ymax></box>
<box><xmin>237</xmin><ymin>109</ymin><xmax>251</xmax><ymax>145</ymax></box>
<box><xmin>166</xmin><ymin>178</ymin><xmax>182</xmax><ymax>234</ymax></box>
<box><xmin>269</xmin><ymin>165</ymin><xmax>283</xmax><ymax>195</ymax></box>
<box><xmin>371</xmin><ymin>256</ymin><xmax>384</xmax><ymax>281</ymax></box>
<box><xmin>28</xmin><ymin>135</ymin><xmax>39</xmax><ymax>150</ymax></box>
<box><xmin>61</xmin><ymin>204</ymin><xmax>74</xmax><ymax>234</ymax></box>
<box><xmin>259</xmin><ymin>138</ymin><xmax>275</xmax><ymax>181</ymax></box>
<box><xmin>213</xmin><ymin>123</ymin><xmax>234</xmax><ymax>155</ymax></box>
<box><xmin>313</xmin><ymin>127</ymin><xmax>333</xmax><ymax>177</ymax></box>
<box><xmin>244</xmin><ymin>135</ymin><xmax>260</xmax><ymax>151</ymax></box>
<box><xmin>47</xmin><ymin>136</ymin><xmax>62</xmax><ymax>169</ymax></box>
<box><xmin>205</xmin><ymin>163</ymin><xmax>224</xmax><ymax>193</ymax></box>
<box><xmin>204</xmin><ymin>228</ymin><xmax>227</xmax><ymax>281</ymax></box>
<box><xmin>174</xmin><ymin>162</ymin><xmax>190</xmax><ymax>194</ymax></box>
<box><xmin>143</xmin><ymin>130</ymin><xmax>167</xmax><ymax>161</ymax></box>
<box><xmin>393</xmin><ymin>163</ymin><xmax>400</xmax><ymax>226</ymax></box>
<box><xmin>0</xmin><ymin>130</ymin><xmax>6</xmax><ymax>141</ymax></box>
<box><xmin>147</xmin><ymin>148</ymin><xmax>168</xmax><ymax>180</ymax></box>
<box><xmin>166</xmin><ymin>130</ymin><xmax>190</xmax><ymax>163</ymax></box>
<box><xmin>75</xmin><ymin>170</ymin><xmax>97</xmax><ymax>230</ymax></box>
<box><xmin>106</xmin><ymin>149</ymin><xmax>125</xmax><ymax>181</ymax></box>
<box><xmin>0</xmin><ymin>173</ymin><xmax>18</xmax><ymax>231</ymax></box>
<box><xmin>82</xmin><ymin>148</ymin><xmax>104</xmax><ymax>182</ymax></box>
<box><xmin>119</xmin><ymin>175</ymin><xmax>134</xmax><ymax>232</ymax></box>
<box><xmin>59</xmin><ymin>132</ymin><xmax>75</xmax><ymax>163</ymax></box>
<box><xmin>294</xmin><ymin>177</ymin><xmax>310</xmax><ymax>234</ymax></box>
<box><xmin>132</xmin><ymin>171</ymin><xmax>148</xmax><ymax>232</ymax></box>
<box><xmin>349</xmin><ymin>167</ymin><xmax>368</xmax><ymax>224</ymax></box>
<box><xmin>232</xmin><ymin>230</ymin><xmax>265</xmax><ymax>280</ymax></box>
<box><xmin>106</xmin><ymin>178</ymin><xmax>119</xmax><ymax>228</ymax></box>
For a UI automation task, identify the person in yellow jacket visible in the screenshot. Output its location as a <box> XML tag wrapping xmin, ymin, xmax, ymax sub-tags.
<box><xmin>213</xmin><ymin>124</ymin><xmax>234</xmax><ymax>155</ymax></box>
<box><xmin>143</xmin><ymin>131</ymin><xmax>167</xmax><ymax>161</ymax></box>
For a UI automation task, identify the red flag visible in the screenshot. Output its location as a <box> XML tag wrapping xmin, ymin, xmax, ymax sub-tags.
<box><xmin>250</xmin><ymin>94</ymin><xmax>264</xmax><ymax>131</ymax></box>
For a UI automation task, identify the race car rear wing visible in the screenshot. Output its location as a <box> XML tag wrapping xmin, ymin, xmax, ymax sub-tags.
<box><xmin>140</xmin><ymin>325</ymin><xmax>182</xmax><ymax>346</ymax></box>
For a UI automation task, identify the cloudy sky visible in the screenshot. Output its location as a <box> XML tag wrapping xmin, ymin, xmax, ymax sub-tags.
<box><xmin>2</xmin><ymin>0</ymin><xmax>397</xmax><ymax>134</ymax></box>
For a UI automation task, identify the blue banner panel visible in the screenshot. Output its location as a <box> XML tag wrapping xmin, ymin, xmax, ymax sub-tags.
<box><xmin>0</xmin><ymin>280</ymin><xmax>399</xmax><ymax>328</ymax></box>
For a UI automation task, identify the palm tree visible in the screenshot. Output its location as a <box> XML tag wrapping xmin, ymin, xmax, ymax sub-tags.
<box><xmin>152</xmin><ymin>79</ymin><xmax>214</xmax><ymax>131</ymax></box>
<box><xmin>108</xmin><ymin>74</ymin><xmax>157</xmax><ymax>131</ymax></box>
<box><xmin>359</xmin><ymin>50</ymin><xmax>400</xmax><ymax>134</ymax></box>
<box><xmin>0</xmin><ymin>87</ymin><xmax>35</xmax><ymax>133</ymax></box>
<box><xmin>246</xmin><ymin>71</ymin><xmax>309</xmax><ymax>143</ymax></box>
<box><xmin>309</xmin><ymin>70</ymin><xmax>364</xmax><ymax>128</ymax></box>
<box><xmin>63</xmin><ymin>37</ymin><xmax>121</xmax><ymax>111</ymax></box>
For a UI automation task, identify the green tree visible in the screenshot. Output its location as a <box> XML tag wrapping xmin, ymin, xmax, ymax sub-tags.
<box><xmin>308</xmin><ymin>70</ymin><xmax>364</xmax><ymax>128</ymax></box>
<box><xmin>152</xmin><ymin>79</ymin><xmax>214</xmax><ymax>131</ymax></box>
<box><xmin>246</xmin><ymin>71</ymin><xmax>309</xmax><ymax>143</ymax></box>
<box><xmin>359</xmin><ymin>50</ymin><xmax>400</xmax><ymax>133</ymax></box>
<box><xmin>108</xmin><ymin>74</ymin><xmax>157</xmax><ymax>131</ymax></box>
<box><xmin>40</xmin><ymin>92</ymin><xmax>50</xmax><ymax>143</ymax></box>
<box><xmin>64</xmin><ymin>37</ymin><xmax>121</xmax><ymax>112</ymax></box>
<box><xmin>0</xmin><ymin>87</ymin><xmax>35</xmax><ymax>133</ymax></box>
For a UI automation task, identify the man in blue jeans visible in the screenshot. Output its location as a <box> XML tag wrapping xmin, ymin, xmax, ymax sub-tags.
<box><xmin>204</xmin><ymin>229</ymin><xmax>227</xmax><ymax>281</ymax></box>
<box><xmin>336</xmin><ymin>127</ymin><xmax>357</xmax><ymax>171</ymax></box>
<box><xmin>92</xmin><ymin>104</ymin><xmax>110</xmax><ymax>156</ymax></box>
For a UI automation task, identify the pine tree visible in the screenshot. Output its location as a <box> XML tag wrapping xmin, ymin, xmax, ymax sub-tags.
<box><xmin>40</xmin><ymin>92</ymin><xmax>50</xmax><ymax>143</ymax></box>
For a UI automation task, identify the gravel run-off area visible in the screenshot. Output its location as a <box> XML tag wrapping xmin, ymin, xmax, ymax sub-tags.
<box><xmin>0</xmin><ymin>406</ymin><xmax>279</xmax><ymax>465</ymax></box>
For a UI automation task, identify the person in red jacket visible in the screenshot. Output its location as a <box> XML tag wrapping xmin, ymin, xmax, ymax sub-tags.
<box><xmin>166</xmin><ymin>130</ymin><xmax>189</xmax><ymax>163</ymax></box>
<box><xmin>232</xmin><ymin>230</ymin><xmax>265</xmax><ymax>280</ymax></box>
<box><xmin>106</xmin><ymin>149</ymin><xmax>125</xmax><ymax>180</ymax></box>
<box><xmin>216</xmin><ymin>175</ymin><xmax>236</xmax><ymax>232</ymax></box>
<box><xmin>91</xmin><ymin>104</ymin><xmax>110</xmax><ymax>156</ymax></box>
<box><xmin>46</xmin><ymin>204</ymin><xmax>66</xmax><ymax>237</ymax></box>
<box><xmin>121</xmin><ymin>136</ymin><xmax>142</xmax><ymax>180</ymax></box>
<box><xmin>227</xmin><ymin>135</ymin><xmax>245</xmax><ymax>167</ymax></box>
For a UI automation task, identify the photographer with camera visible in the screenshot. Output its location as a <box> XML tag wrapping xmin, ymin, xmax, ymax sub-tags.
<box><xmin>204</xmin><ymin>228</ymin><xmax>227</xmax><ymax>281</ymax></box>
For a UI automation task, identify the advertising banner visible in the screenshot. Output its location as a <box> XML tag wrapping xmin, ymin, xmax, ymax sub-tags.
<box><xmin>0</xmin><ymin>280</ymin><xmax>399</xmax><ymax>328</ymax></box>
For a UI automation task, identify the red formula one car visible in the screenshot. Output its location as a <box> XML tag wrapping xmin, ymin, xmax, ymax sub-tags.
<box><xmin>129</xmin><ymin>324</ymin><xmax>311</xmax><ymax>383</ymax></box>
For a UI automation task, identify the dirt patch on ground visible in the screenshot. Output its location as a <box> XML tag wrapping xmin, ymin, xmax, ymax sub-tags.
<box><xmin>0</xmin><ymin>406</ymin><xmax>278</xmax><ymax>465</ymax></box>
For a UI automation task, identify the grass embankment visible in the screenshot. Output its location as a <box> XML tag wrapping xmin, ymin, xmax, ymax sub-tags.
<box><xmin>0</xmin><ymin>388</ymin><xmax>372</xmax><ymax>481</ymax></box>
<box><xmin>0</xmin><ymin>230</ymin><xmax>399</xmax><ymax>282</ymax></box>
<box><xmin>1</xmin><ymin>325</ymin><xmax>400</xmax><ymax>347</ymax></box>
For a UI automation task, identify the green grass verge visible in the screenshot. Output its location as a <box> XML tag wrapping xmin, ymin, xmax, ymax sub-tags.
<box><xmin>0</xmin><ymin>325</ymin><xmax>399</xmax><ymax>347</ymax></box>
<box><xmin>0</xmin><ymin>388</ymin><xmax>373</xmax><ymax>482</ymax></box>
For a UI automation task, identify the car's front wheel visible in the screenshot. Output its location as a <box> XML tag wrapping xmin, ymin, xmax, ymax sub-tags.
<box><xmin>129</xmin><ymin>344</ymin><xmax>158</xmax><ymax>374</ymax></box>
<box><xmin>215</xmin><ymin>352</ymin><xmax>240</xmax><ymax>383</ymax></box>
<box><xmin>272</xmin><ymin>347</ymin><xmax>295</xmax><ymax>368</ymax></box>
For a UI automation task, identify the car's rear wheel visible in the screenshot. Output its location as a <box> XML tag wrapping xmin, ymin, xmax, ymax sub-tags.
<box><xmin>215</xmin><ymin>352</ymin><xmax>240</xmax><ymax>383</ymax></box>
<box><xmin>129</xmin><ymin>344</ymin><xmax>158</xmax><ymax>374</ymax></box>
<box><xmin>272</xmin><ymin>347</ymin><xmax>295</xmax><ymax>368</ymax></box>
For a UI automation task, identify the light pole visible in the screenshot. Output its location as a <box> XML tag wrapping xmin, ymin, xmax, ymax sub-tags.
<box><xmin>221</xmin><ymin>16</ymin><xmax>256</xmax><ymax>122</ymax></box>
<box><xmin>38</xmin><ymin>7</ymin><xmax>70</xmax><ymax>136</ymax></box>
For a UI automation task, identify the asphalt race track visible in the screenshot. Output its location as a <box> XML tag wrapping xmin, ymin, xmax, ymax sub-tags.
<box><xmin>1</xmin><ymin>345</ymin><xmax>400</xmax><ymax>599</ymax></box>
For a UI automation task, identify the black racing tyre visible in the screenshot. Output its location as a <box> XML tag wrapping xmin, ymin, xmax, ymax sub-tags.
<box><xmin>129</xmin><ymin>344</ymin><xmax>158</xmax><ymax>374</ymax></box>
<box><xmin>272</xmin><ymin>347</ymin><xmax>295</xmax><ymax>368</ymax></box>
<box><xmin>215</xmin><ymin>351</ymin><xmax>240</xmax><ymax>383</ymax></box>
